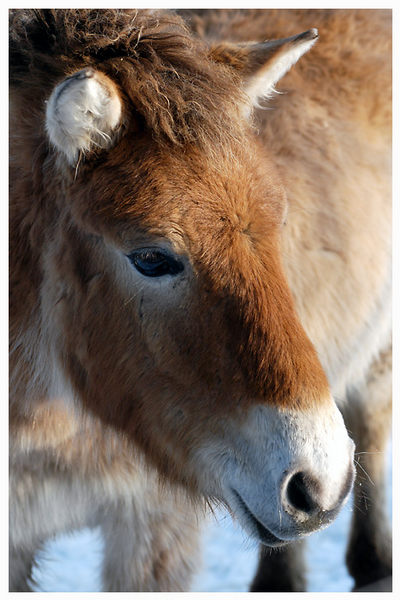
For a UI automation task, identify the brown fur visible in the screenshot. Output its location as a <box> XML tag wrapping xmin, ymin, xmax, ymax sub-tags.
<box><xmin>9</xmin><ymin>9</ymin><xmax>245</xmax><ymax>155</ymax></box>
<box><xmin>10</xmin><ymin>9</ymin><xmax>391</xmax><ymax>591</ymax></box>
<box><xmin>10</xmin><ymin>8</ymin><xmax>331</xmax><ymax>486</ymax></box>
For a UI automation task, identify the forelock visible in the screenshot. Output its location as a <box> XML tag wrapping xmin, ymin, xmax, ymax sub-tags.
<box><xmin>10</xmin><ymin>9</ymin><xmax>249</xmax><ymax>156</ymax></box>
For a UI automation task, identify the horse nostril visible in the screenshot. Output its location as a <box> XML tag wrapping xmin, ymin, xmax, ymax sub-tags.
<box><xmin>285</xmin><ymin>471</ymin><xmax>319</xmax><ymax>515</ymax></box>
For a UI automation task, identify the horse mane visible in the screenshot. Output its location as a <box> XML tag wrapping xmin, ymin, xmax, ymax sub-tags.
<box><xmin>9</xmin><ymin>9</ymin><xmax>246</xmax><ymax>151</ymax></box>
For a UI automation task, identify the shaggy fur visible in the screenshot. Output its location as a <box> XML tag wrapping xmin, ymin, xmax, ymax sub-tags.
<box><xmin>9</xmin><ymin>9</ymin><xmax>245</xmax><ymax>154</ymax></box>
<box><xmin>10</xmin><ymin>9</ymin><xmax>391</xmax><ymax>592</ymax></box>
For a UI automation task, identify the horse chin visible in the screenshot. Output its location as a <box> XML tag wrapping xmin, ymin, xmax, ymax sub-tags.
<box><xmin>229</xmin><ymin>488</ymin><xmax>289</xmax><ymax>548</ymax></box>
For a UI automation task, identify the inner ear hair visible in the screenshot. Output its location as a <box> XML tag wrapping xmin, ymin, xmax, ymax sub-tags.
<box><xmin>209</xmin><ymin>29</ymin><xmax>318</xmax><ymax>111</ymax></box>
<box><xmin>45</xmin><ymin>67</ymin><xmax>123</xmax><ymax>165</ymax></box>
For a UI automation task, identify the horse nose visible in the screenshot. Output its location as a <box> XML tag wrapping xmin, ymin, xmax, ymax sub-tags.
<box><xmin>281</xmin><ymin>462</ymin><xmax>355</xmax><ymax>527</ymax></box>
<box><xmin>284</xmin><ymin>471</ymin><xmax>320</xmax><ymax>516</ymax></box>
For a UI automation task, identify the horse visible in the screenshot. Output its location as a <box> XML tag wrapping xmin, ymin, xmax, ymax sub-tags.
<box><xmin>9</xmin><ymin>9</ymin><xmax>391</xmax><ymax>591</ymax></box>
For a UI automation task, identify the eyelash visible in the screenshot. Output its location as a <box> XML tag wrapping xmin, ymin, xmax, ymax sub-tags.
<box><xmin>126</xmin><ymin>248</ymin><xmax>184</xmax><ymax>278</ymax></box>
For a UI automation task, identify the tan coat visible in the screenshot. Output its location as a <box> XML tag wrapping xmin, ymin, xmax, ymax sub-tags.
<box><xmin>9</xmin><ymin>9</ymin><xmax>391</xmax><ymax>591</ymax></box>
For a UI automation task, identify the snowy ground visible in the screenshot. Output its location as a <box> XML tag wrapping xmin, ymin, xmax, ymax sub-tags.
<box><xmin>31</xmin><ymin>445</ymin><xmax>392</xmax><ymax>593</ymax></box>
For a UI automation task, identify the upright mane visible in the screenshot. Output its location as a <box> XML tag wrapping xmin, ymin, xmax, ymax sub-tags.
<box><xmin>9</xmin><ymin>9</ymin><xmax>246</xmax><ymax>152</ymax></box>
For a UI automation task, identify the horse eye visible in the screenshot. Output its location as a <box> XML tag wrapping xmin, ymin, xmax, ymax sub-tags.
<box><xmin>127</xmin><ymin>248</ymin><xmax>184</xmax><ymax>278</ymax></box>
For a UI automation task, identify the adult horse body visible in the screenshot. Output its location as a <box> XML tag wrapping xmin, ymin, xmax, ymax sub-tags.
<box><xmin>9</xmin><ymin>9</ymin><xmax>390</xmax><ymax>591</ymax></box>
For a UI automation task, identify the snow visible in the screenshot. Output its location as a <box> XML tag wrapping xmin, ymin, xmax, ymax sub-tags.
<box><xmin>31</xmin><ymin>445</ymin><xmax>392</xmax><ymax>593</ymax></box>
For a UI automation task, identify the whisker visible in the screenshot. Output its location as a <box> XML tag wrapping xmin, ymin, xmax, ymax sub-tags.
<box><xmin>352</xmin><ymin>498</ymin><xmax>367</xmax><ymax>515</ymax></box>
<box><xmin>354</xmin><ymin>459</ymin><xmax>375</xmax><ymax>486</ymax></box>
<box><xmin>123</xmin><ymin>290</ymin><xmax>141</xmax><ymax>306</ymax></box>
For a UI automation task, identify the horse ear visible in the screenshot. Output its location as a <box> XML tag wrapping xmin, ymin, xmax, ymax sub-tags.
<box><xmin>209</xmin><ymin>29</ymin><xmax>318</xmax><ymax>114</ymax></box>
<box><xmin>45</xmin><ymin>68</ymin><xmax>122</xmax><ymax>164</ymax></box>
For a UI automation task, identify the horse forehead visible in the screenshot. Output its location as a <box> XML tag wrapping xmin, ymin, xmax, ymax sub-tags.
<box><xmin>81</xmin><ymin>138</ymin><xmax>284</xmax><ymax>248</ymax></box>
<box><xmin>124</xmin><ymin>186</ymin><xmax>279</xmax><ymax>253</ymax></box>
<box><xmin>130</xmin><ymin>151</ymin><xmax>282</xmax><ymax>227</ymax></box>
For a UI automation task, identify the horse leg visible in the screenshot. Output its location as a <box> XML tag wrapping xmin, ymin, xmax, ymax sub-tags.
<box><xmin>250</xmin><ymin>541</ymin><xmax>306</xmax><ymax>591</ymax></box>
<box><xmin>100</xmin><ymin>493</ymin><xmax>201</xmax><ymax>591</ymax></box>
<box><xmin>344</xmin><ymin>346</ymin><xmax>392</xmax><ymax>590</ymax></box>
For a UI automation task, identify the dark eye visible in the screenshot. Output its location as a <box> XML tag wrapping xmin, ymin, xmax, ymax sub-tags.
<box><xmin>126</xmin><ymin>248</ymin><xmax>184</xmax><ymax>278</ymax></box>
